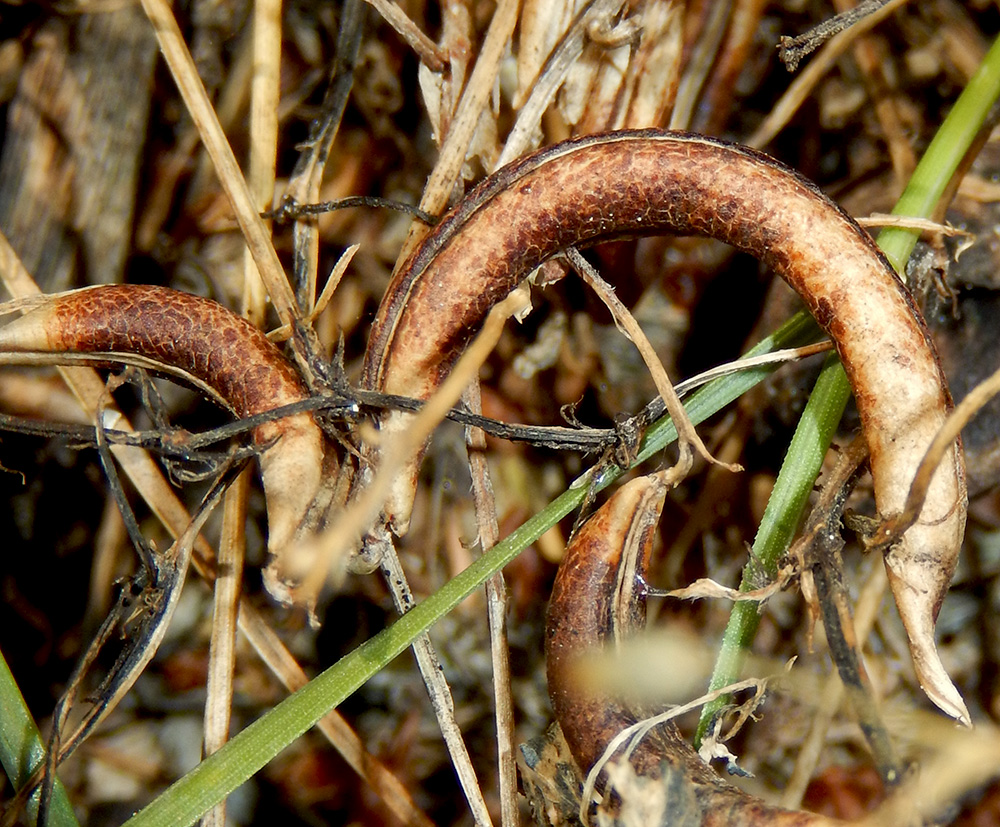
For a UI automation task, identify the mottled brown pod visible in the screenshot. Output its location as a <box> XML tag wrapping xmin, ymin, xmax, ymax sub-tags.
<box><xmin>0</xmin><ymin>284</ymin><xmax>325</xmax><ymax>603</ymax></box>
<box><xmin>547</xmin><ymin>473</ymin><xmax>834</xmax><ymax>825</ymax></box>
<box><xmin>364</xmin><ymin>129</ymin><xmax>968</xmax><ymax>722</ymax></box>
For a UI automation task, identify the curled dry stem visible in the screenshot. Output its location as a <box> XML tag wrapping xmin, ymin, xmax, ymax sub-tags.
<box><xmin>580</xmin><ymin>676</ymin><xmax>771</xmax><ymax>823</ymax></box>
<box><xmin>566</xmin><ymin>247</ymin><xmax>741</xmax><ymax>477</ymax></box>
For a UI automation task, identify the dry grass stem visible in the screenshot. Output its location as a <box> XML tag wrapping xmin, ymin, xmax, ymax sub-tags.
<box><xmin>403</xmin><ymin>0</ymin><xmax>519</xmax><ymax>246</ymax></box>
<box><xmin>499</xmin><ymin>0</ymin><xmax>627</xmax><ymax>167</ymax></box>
<box><xmin>669</xmin><ymin>0</ymin><xmax>732</xmax><ymax>130</ymax></box>
<box><xmin>202</xmin><ymin>1</ymin><xmax>284</xmax><ymax>820</ymax></box>
<box><xmin>363</xmin><ymin>0</ymin><xmax>447</xmax><ymax>71</ymax></box>
<box><xmin>672</xmin><ymin>341</ymin><xmax>834</xmax><ymax>396</ymax></box>
<box><xmin>567</xmin><ymin>248</ymin><xmax>740</xmax><ymax>476</ymax></box>
<box><xmin>462</xmin><ymin>382</ymin><xmax>519</xmax><ymax>827</ymax></box>
<box><xmin>138</xmin><ymin>0</ymin><xmax>297</xmax><ymax>321</ymax></box>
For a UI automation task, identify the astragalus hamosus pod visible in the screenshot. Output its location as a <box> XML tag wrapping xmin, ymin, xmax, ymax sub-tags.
<box><xmin>0</xmin><ymin>284</ymin><xmax>327</xmax><ymax>605</ymax></box>
<box><xmin>363</xmin><ymin>129</ymin><xmax>969</xmax><ymax>723</ymax></box>
<box><xmin>547</xmin><ymin>473</ymin><xmax>840</xmax><ymax>825</ymax></box>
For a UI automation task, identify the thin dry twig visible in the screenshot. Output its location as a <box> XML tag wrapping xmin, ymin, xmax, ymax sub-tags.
<box><xmin>856</xmin><ymin>214</ymin><xmax>971</xmax><ymax>237</ymax></box>
<box><xmin>778</xmin><ymin>0</ymin><xmax>896</xmax><ymax>71</ymax></box>
<box><xmin>202</xmin><ymin>472</ymin><xmax>247</xmax><ymax>827</ymax></box>
<box><xmin>363</xmin><ymin>0</ymin><xmax>447</xmax><ymax>71</ymax></box>
<box><xmin>781</xmin><ymin>560</ymin><xmax>889</xmax><ymax>809</ymax></box>
<box><xmin>793</xmin><ymin>437</ymin><xmax>902</xmax><ymax>786</ymax></box>
<box><xmin>673</xmin><ymin>342</ymin><xmax>833</xmax><ymax>395</ymax></box>
<box><xmin>871</xmin><ymin>358</ymin><xmax>1000</xmax><ymax>553</ymax></box>
<box><xmin>566</xmin><ymin>247</ymin><xmax>740</xmax><ymax>481</ymax></box>
<box><xmin>462</xmin><ymin>381</ymin><xmax>519</xmax><ymax>827</ymax></box>
<box><xmin>283</xmin><ymin>0</ymin><xmax>365</xmax><ymax>313</ymax></box>
<box><xmin>202</xmin><ymin>0</ymin><xmax>284</xmax><ymax>821</ymax></box>
<box><xmin>369</xmin><ymin>535</ymin><xmax>497</xmax><ymax>827</ymax></box>
<box><xmin>267</xmin><ymin>244</ymin><xmax>360</xmax><ymax>343</ymax></box>
<box><xmin>748</xmin><ymin>0</ymin><xmax>910</xmax><ymax>148</ymax></box>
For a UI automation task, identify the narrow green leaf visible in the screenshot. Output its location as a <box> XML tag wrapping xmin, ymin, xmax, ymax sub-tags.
<box><xmin>0</xmin><ymin>647</ymin><xmax>79</xmax><ymax>827</ymax></box>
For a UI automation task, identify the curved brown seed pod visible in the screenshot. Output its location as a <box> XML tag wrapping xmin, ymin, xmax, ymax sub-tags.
<box><xmin>546</xmin><ymin>473</ymin><xmax>834</xmax><ymax>825</ymax></box>
<box><xmin>364</xmin><ymin>129</ymin><xmax>968</xmax><ymax>722</ymax></box>
<box><xmin>0</xmin><ymin>284</ymin><xmax>325</xmax><ymax>602</ymax></box>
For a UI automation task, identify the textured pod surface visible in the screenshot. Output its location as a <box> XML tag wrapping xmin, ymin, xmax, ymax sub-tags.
<box><xmin>0</xmin><ymin>284</ymin><xmax>325</xmax><ymax>596</ymax></box>
<box><xmin>365</xmin><ymin>129</ymin><xmax>968</xmax><ymax>720</ymax></box>
<box><xmin>546</xmin><ymin>474</ymin><xmax>835</xmax><ymax>825</ymax></box>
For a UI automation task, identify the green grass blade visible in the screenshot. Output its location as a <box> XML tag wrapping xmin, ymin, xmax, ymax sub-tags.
<box><xmin>0</xmin><ymin>647</ymin><xmax>79</xmax><ymax>827</ymax></box>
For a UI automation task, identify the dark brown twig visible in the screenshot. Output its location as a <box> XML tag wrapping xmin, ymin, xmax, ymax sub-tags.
<box><xmin>778</xmin><ymin>0</ymin><xmax>894</xmax><ymax>71</ymax></box>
